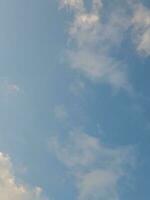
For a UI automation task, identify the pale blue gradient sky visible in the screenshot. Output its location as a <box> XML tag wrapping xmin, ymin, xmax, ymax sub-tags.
<box><xmin>0</xmin><ymin>0</ymin><xmax>150</xmax><ymax>200</ymax></box>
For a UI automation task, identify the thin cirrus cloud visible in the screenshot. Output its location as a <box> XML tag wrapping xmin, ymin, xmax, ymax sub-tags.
<box><xmin>60</xmin><ymin>0</ymin><xmax>131</xmax><ymax>91</ymax></box>
<box><xmin>0</xmin><ymin>152</ymin><xmax>47</xmax><ymax>200</ymax></box>
<box><xmin>54</xmin><ymin>105</ymin><xmax>68</xmax><ymax>121</ymax></box>
<box><xmin>59</xmin><ymin>0</ymin><xmax>150</xmax><ymax>91</ymax></box>
<box><xmin>49</xmin><ymin>131</ymin><xmax>135</xmax><ymax>200</ymax></box>
<box><xmin>70</xmin><ymin>80</ymin><xmax>85</xmax><ymax>95</ymax></box>
<box><xmin>132</xmin><ymin>2</ymin><xmax>150</xmax><ymax>56</ymax></box>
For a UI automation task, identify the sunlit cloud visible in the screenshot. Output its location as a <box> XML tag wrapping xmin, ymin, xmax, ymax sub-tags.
<box><xmin>0</xmin><ymin>152</ymin><xmax>47</xmax><ymax>200</ymax></box>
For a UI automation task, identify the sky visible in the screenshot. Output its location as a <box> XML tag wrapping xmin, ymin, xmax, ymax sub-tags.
<box><xmin>0</xmin><ymin>0</ymin><xmax>150</xmax><ymax>199</ymax></box>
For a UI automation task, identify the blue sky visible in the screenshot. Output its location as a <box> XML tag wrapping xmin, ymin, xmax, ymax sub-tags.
<box><xmin>0</xmin><ymin>0</ymin><xmax>150</xmax><ymax>200</ymax></box>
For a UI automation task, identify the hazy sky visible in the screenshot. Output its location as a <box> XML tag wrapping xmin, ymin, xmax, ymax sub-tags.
<box><xmin>0</xmin><ymin>0</ymin><xmax>150</xmax><ymax>200</ymax></box>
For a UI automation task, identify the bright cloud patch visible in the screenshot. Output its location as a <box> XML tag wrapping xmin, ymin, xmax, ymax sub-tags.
<box><xmin>0</xmin><ymin>152</ymin><xmax>46</xmax><ymax>200</ymax></box>
<box><xmin>49</xmin><ymin>132</ymin><xmax>135</xmax><ymax>200</ymax></box>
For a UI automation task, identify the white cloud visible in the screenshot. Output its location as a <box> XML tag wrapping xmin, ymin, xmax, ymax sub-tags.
<box><xmin>49</xmin><ymin>132</ymin><xmax>100</xmax><ymax>168</ymax></box>
<box><xmin>60</xmin><ymin>0</ymin><xmax>133</xmax><ymax>91</ymax></box>
<box><xmin>0</xmin><ymin>152</ymin><xmax>47</xmax><ymax>200</ymax></box>
<box><xmin>132</xmin><ymin>3</ymin><xmax>150</xmax><ymax>56</ymax></box>
<box><xmin>78</xmin><ymin>169</ymin><xmax>120</xmax><ymax>200</ymax></box>
<box><xmin>49</xmin><ymin>131</ymin><xmax>135</xmax><ymax>200</ymax></box>
<box><xmin>60</xmin><ymin>0</ymin><xmax>150</xmax><ymax>91</ymax></box>
<box><xmin>67</xmin><ymin>49</ymin><xmax>130</xmax><ymax>90</ymax></box>
<box><xmin>59</xmin><ymin>0</ymin><xmax>83</xmax><ymax>10</ymax></box>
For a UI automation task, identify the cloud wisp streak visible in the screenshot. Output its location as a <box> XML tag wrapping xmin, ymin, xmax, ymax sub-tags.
<box><xmin>60</xmin><ymin>0</ymin><xmax>133</xmax><ymax>91</ymax></box>
<box><xmin>132</xmin><ymin>2</ymin><xmax>150</xmax><ymax>56</ymax></box>
<box><xmin>59</xmin><ymin>0</ymin><xmax>150</xmax><ymax>92</ymax></box>
<box><xmin>49</xmin><ymin>131</ymin><xmax>135</xmax><ymax>200</ymax></box>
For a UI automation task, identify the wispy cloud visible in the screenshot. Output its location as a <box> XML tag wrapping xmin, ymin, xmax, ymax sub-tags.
<box><xmin>70</xmin><ymin>80</ymin><xmax>85</xmax><ymax>95</ymax></box>
<box><xmin>0</xmin><ymin>152</ymin><xmax>47</xmax><ymax>200</ymax></box>
<box><xmin>60</xmin><ymin>0</ymin><xmax>133</xmax><ymax>91</ymax></box>
<box><xmin>49</xmin><ymin>131</ymin><xmax>135</xmax><ymax>200</ymax></box>
<box><xmin>132</xmin><ymin>3</ymin><xmax>150</xmax><ymax>56</ymax></box>
<box><xmin>0</xmin><ymin>78</ymin><xmax>21</xmax><ymax>96</ymax></box>
<box><xmin>59</xmin><ymin>0</ymin><xmax>150</xmax><ymax>92</ymax></box>
<box><xmin>54</xmin><ymin>105</ymin><xmax>68</xmax><ymax>121</ymax></box>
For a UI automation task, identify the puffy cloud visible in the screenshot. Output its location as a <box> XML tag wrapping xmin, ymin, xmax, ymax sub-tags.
<box><xmin>0</xmin><ymin>152</ymin><xmax>47</xmax><ymax>200</ymax></box>
<box><xmin>49</xmin><ymin>132</ymin><xmax>135</xmax><ymax>200</ymax></box>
